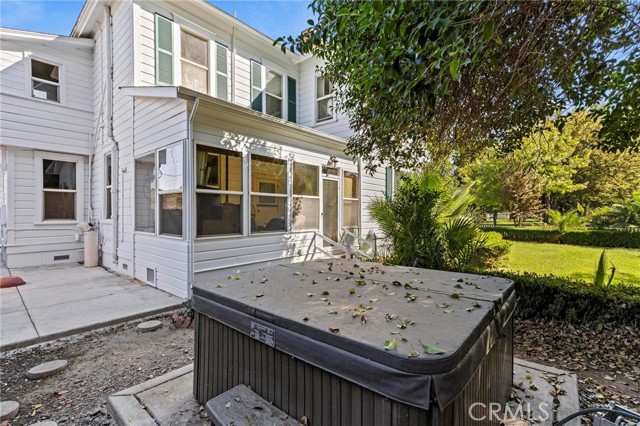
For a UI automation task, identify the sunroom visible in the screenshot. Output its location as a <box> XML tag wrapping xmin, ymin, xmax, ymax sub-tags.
<box><xmin>124</xmin><ymin>86</ymin><xmax>378</xmax><ymax>296</ymax></box>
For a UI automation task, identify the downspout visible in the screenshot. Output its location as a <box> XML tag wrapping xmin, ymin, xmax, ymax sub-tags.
<box><xmin>186</xmin><ymin>97</ymin><xmax>199</xmax><ymax>298</ymax></box>
<box><xmin>231</xmin><ymin>26</ymin><xmax>236</xmax><ymax>103</ymax></box>
<box><xmin>106</xmin><ymin>5</ymin><xmax>119</xmax><ymax>264</ymax></box>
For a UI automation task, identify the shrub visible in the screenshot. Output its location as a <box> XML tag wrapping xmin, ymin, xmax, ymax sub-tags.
<box><xmin>547</xmin><ymin>209</ymin><xmax>585</xmax><ymax>233</ymax></box>
<box><xmin>369</xmin><ymin>171</ymin><xmax>488</xmax><ymax>270</ymax></box>
<box><xmin>591</xmin><ymin>194</ymin><xmax>640</xmax><ymax>229</ymax></box>
<box><xmin>483</xmin><ymin>227</ymin><xmax>640</xmax><ymax>248</ymax></box>
<box><xmin>472</xmin><ymin>232</ymin><xmax>511</xmax><ymax>268</ymax></box>
<box><xmin>464</xmin><ymin>268</ymin><xmax>640</xmax><ymax>326</ymax></box>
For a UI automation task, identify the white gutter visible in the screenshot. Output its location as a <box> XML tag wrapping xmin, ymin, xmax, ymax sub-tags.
<box><xmin>186</xmin><ymin>97</ymin><xmax>199</xmax><ymax>298</ymax></box>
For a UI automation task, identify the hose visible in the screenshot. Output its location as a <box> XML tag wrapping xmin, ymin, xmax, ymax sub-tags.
<box><xmin>555</xmin><ymin>408</ymin><xmax>640</xmax><ymax>425</ymax></box>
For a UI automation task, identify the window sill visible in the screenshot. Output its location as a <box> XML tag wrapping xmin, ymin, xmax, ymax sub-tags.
<box><xmin>34</xmin><ymin>220</ymin><xmax>79</xmax><ymax>226</ymax></box>
<box><xmin>314</xmin><ymin>117</ymin><xmax>338</xmax><ymax>127</ymax></box>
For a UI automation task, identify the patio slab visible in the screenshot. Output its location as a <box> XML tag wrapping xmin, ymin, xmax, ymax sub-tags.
<box><xmin>0</xmin><ymin>264</ymin><xmax>183</xmax><ymax>350</ymax></box>
<box><xmin>108</xmin><ymin>359</ymin><xmax>581</xmax><ymax>426</ymax></box>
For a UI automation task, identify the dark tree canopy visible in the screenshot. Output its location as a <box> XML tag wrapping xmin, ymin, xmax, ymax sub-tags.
<box><xmin>277</xmin><ymin>0</ymin><xmax>640</xmax><ymax>172</ymax></box>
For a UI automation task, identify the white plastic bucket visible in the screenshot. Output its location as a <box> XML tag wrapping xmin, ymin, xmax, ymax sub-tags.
<box><xmin>84</xmin><ymin>230</ymin><xmax>99</xmax><ymax>267</ymax></box>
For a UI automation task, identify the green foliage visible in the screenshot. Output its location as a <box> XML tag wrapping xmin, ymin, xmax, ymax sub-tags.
<box><xmin>369</xmin><ymin>171</ymin><xmax>487</xmax><ymax>270</ymax></box>
<box><xmin>547</xmin><ymin>209</ymin><xmax>585</xmax><ymax>233</ymax></box>
<box><xmin>485</xmin><ymin>227</ymin><xmax>640</xmax><ymax>249</ymax></box>
<box><xmin>591</xmin><ymin>193</ymin><xmax>640</xmax><ymax>229</ymax></box>
<box><xmin>472</xmin><ymin>231</ymin><xmax>511</xmax><ymax>269</ymax></box>
<box><xmin>463</xmin><ymin>268</ymin><xmax>640</xmax><ymax>326</ymax></box>
<box><xmin>593</xmin><ymin>250</ymin><xmax>616</xmax><ymax>288</ymax></box>
<box><xmin>572</xmin><ymin>150</ymin><xmax>640</xmax><ymax>212</ymax></box>
<box><xmin>277</xmin><ymin>1</ymin><xmax>640</xmax><ymax>170</ymax></box>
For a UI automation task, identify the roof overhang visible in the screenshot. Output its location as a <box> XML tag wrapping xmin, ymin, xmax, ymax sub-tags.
<box><xmin>119</xmin><ymin>85</ymin><xmax>348</xmax><ymax>153</ymax></box>
<box><xmin>71</xmin><ymin>0</ymin><xmax>106</xmax><ymax>38</ymax></box>
<box><xmin>0</xmin><ymin>27</ymin><xmax>94</xmax><ymax>48</ymax></box>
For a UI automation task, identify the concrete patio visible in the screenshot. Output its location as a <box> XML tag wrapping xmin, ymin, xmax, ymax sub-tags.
<box><xmin>0</xmin><ymin>264</ymin><xmax>184</xmax><ymax>350</ymax></box>
<box><xmin>107</xmin><ymin>359</ymin><xmax>581</xmax><ymax>425</ymax></box>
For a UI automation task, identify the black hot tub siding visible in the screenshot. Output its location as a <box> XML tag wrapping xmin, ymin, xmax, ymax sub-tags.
<box><xmin>193</xmin><ymin>260</ymin><xmax>514</xmax><ymax>424</ymax></box>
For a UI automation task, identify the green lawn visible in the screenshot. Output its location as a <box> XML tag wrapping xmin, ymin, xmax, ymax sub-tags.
<box><xmin>502</xmin><ymin>241</ymin><xmax>640</xmax><ymax>285</ymax></box>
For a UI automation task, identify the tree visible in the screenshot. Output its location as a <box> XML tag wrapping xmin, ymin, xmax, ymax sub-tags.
<box><xmin>459</xmin><ymin>148</ymin><xmax>509</xmax><ymax>226</ymax></box>
<box><xmin>278</xmin><ymin>1</ymin><xmax>640</xmax><ymax>171</ymax></box>
<box><xmin>498</xmin><ymin>157</ymin><xmax>543</xmax><ymax>226</ymax></box>
<box><xmin>515</xmin><ymin>111</ymin><xmax>598</xmax><ymax>213</ymax></box>
<box><xmin>572</xmin><ymin>149</ymin><xmax>640</xmax><ymax>213</ymax></box>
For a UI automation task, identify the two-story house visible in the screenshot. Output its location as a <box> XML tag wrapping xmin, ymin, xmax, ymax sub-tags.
<box><xmin>0</xmin><ymin>0</ymin><xmax>391</xmax><ymax>298</ymax></box>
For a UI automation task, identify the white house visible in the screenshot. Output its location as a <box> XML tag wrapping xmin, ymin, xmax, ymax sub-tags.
<box><xmin>0</xmin><ymin>0</ymin><xmax>392</xmax><ymax>298</ymax></box>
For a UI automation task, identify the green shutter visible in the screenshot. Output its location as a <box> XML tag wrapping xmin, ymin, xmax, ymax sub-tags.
<box><xmin>287</xmin><ymin>76</ymin><xmax>297</xmax><ymax>123</ymax></box>
<box><xmin>385</xmin><ymin>166</ymin><xmax>393</xmax><ymax>200</ymax></box>
<box><xmin>155</xmin><ymin>14</ymin><xmax>173</xmax><ymax>85</ymax></box>
<box><xmin>250</xmin><ymin>60</ymin><xmax>263</xmax><ymax>112</ymax></box>
<box><xmin>216</xmin><ymin>43</ymin><xmax>228</xmax><ymax>100</ymax></box>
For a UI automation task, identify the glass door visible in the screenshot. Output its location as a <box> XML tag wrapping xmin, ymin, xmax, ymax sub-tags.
<box><xmin>322</xmin><ymin>178</ymin><xmax>339</xmax><ymax>244</ymax></box>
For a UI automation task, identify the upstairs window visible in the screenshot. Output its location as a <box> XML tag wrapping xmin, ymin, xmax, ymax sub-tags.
<box><xmin>180</xmin><ymin>30</ymin><xmax>208</xmax><ymax>93</ymax></box>
<box><xmin>31</xmin><ymin>59</ymin><xmax>60</xmax><ymax>102</ymax></box>
<box><xmin>265</xmin><ymin>70</ymin><xmax>283</xmax><ymax>118</ymax></box>
<box><xmin>316</xmin><ymin>76</ymin><xmax>333</xmax><ymax>122</ymax></box>
<box><xmin>251</xmin><ymin>60</ymin><xmax>296</xmax><ymax>122</ymax></box>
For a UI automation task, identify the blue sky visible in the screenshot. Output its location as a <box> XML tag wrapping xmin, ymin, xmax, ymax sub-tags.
<box><xmin>0</xmin><ymin>1</ymin><xmax>313</xmax><ymax>39</ymax></box>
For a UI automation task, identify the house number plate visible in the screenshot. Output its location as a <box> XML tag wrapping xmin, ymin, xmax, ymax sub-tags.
<box><xmin>250</xmin><ymin>321</ymin><xmax>276</xmax><ymax>347</ymax></box>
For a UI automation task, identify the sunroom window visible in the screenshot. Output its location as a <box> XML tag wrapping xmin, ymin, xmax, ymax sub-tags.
<box><xmin>292</xmin><ymin>163</ymin><xmax>319</xmax><ymax>231</ymax></box>
<box><xmin>196</xmin><ymin>145</ymin><xmax>243</xmax><ymax>236</ymax></box>
<box><xmin>31</xmin><ymin>59</ymin><xmax>60</xmax><ymax>102</ymax></box>
<box><xmin>343</xmin><ymin>171</ymin><xmax>359</xmax><ymax>229</ymax></box>
<box><xmin>158</xmin><ymin>144</ymin><xmax>183</xmax><ymax>237</ymax></box>
<box><xmin>251</xmin><ymin>154</ymin><xmax>287</xmax><ymax>233</ymax></box>
<box><xmin>135</xmin><ymin>154</ymin><xmax>156</xmax><ymax>233</ymax></box>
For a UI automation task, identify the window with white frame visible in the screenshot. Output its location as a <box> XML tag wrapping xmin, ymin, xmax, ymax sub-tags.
<box><xmin>265</xmin><ymin>70</ymin><xmax>283</xmax><ymax>118</ymax></box>
<box><xmin>292</xmin><ymin>162</ymin><xmax>320</xmax><ymax>231</ymax></box>
<box><xmin>180</xmin><ymin>29</ymin><xmax>208</xmax><ymax>93</ymax></box>
<box><xmin>195</xmin><ymin>144</ymin><xmax>243</xmax><ymax>236</ymax></box>
<box><xmin>135</xmin><ymin>153</ymin><xmax>156</xmax><ymax>233</ymax></box>
<box><xmin>343</xmin><ymin>171</ymin><xmax>359</xmax><ymax>229</ymax></box>
<box><xmin>250</xmin><ymin>154</ymin><xmax>287</xmax><ymax>233</ymax></box>
<box><xmin>105</xmin><ymin>153</ymin><xmax>112</xmax><ymax>219</ymax></box>
<box><xmin>250</xmin><ymin>61</ymin><xmax>296</xmax><ymax>121</ymax></box>
<box><xmin>316</xmin><ymin>76</ymin><xmax>334</xmax><ymax>122</ymax></box>
<box><xmin>157</xmin><ymin>144</ymin><xmax>184</xmax><ymax>236</ymax></box>
<box><xmin>36</xmin><ymin>152</ymin><xmax>83</xmax><ymax>222</ymax></box>
<box><xmin>31</xmin><ymin>59</ymin><xmax>60</xmax><ymax>102</ymax></box>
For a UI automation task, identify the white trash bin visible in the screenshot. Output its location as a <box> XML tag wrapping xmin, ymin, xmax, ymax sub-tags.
<box><xmin>84</xmin><ymin>230</ymin><xmax>99</xmax><ymax>267</ymax></box>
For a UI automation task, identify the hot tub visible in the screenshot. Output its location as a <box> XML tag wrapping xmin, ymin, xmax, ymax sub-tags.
<box><xmin>193</xmin><ymin>260</ymin><xmax>515</xmax><ymax>425</ymax></box>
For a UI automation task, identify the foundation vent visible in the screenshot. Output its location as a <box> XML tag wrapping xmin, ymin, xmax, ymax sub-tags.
<box><xmin>146</xmin><ymin>268</ymin><xmax>155</xmax><ymax>283</ymax></box>
<box><xmin>54</xmin><ymin>255</ymin><xmax>70</xmax><ymax>261</ymax></box>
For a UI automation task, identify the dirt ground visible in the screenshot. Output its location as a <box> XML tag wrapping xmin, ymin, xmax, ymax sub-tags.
<box><xmin>0</xmin><ymin>315</ymin><xmax>196</xmax><ymax>425</ymax></box>
<box><xmin>1</xmin><ymin>315</ymin><xmax>638</xmax><ymax>425</ymax></box>
<box><xmin>514</xmin><ymin>318</ymin><xmax>640</xmax><ymax>415</ymax></box>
